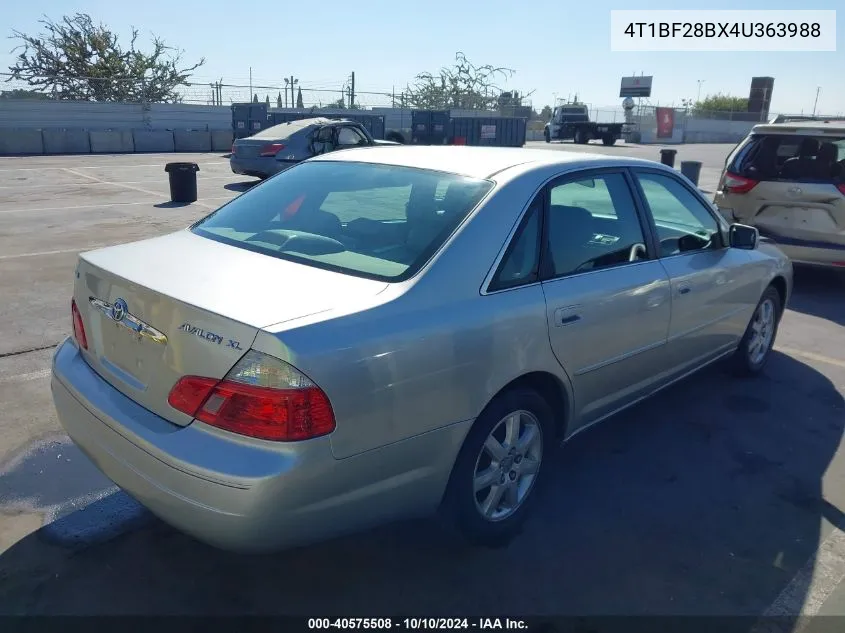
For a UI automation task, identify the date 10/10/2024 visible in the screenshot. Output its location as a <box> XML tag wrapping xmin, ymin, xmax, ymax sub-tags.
<box><xmin>307</xmin><ymin>618</ymin><xmax>529</xmax><ymax>630</ymax></box>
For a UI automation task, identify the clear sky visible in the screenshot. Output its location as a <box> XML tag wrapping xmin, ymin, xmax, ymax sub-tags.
<box><xmin>2</xmin><ymin>0</ymin><xmax>842</xmax><ymax>114</ymax></box>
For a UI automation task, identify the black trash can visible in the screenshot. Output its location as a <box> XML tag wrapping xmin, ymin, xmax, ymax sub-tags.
<box><xmin>680</xmin><ymin>160</ymin><xmax>703</xmax><ymax>186</ymax></box>
<box><xmin>659</xmin><ymin>148</ymin><xmax>677</xmax><ymax>167</ymax></box>
<box><xmin>165</xmin><ymin>162</ymin><xmax>200</xmax><ymax>203</ymax></box>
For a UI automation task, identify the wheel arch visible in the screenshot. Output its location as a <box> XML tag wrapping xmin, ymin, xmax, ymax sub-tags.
<box><xmin>769</xmin><ymin>274</ymin><xmax>788</xmax><ymax>314</ymax></box>
<box><xmin>481</xmin><ymin>371</ymin><xmax>572</xmax><ymax>440</ymax></box>
<box><xmin>437</xmin><ymin>369</ymin><xmax>572</xmax><ymax>511</ymax></box>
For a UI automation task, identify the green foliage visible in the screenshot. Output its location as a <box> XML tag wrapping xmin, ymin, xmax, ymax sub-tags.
<box><xmin>7</xmin><ymin>13</ymin><xmax>204</xmax><ymax>103</ymax></box>
<box><xmin>0</xmin><ymin>88</ymin><xmax>50</xmax><ymax>100</ymax></box>
<box><xmin>693</xmin><ymin>93</ymin><xmax>749</xmax><ymax>114</ymax></box>
<box><xmin>539</xmin><ymin>105</ymin><xmax>552</xmax><ymax>120</ymax></box>
<box><xmin>296</xmin><ymin>87</ymin><xmax>304</xmax><ymax>108</ymax></box>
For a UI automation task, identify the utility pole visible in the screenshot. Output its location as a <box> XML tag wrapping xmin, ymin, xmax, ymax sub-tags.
<box><xmin>289</xmin><ymin>76</ymin><xmax>296</xmax><ymax>109</ymax></box>
<box><xmin>349</xmin><ymin>71</ymin><xmax>355</xmax><ymax>109</ymax></box>
<box><xmin>249</xmin><ymin>67</ymin><xmax>253</xmax><ymax>102</ymax></box>
<box><xmin>812</xmin><ymin>86</ymin><xmax>821</xmax><ymax>116</ymax></box>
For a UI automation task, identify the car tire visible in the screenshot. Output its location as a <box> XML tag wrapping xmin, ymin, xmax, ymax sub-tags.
<box><xmin>729</xmin><ymin>285</ymin><xmax>782</xmax><ymax>376</ymax></box>
<box><xmin>602</xmin><ymin>135</ymin><xmax>616</xmax><ymax>146</ymax></box>
<box><xmin>544</xmin><ymin>129</ymin><xmax>551</xmax><ymax>143</ymax></box>
<box><xmin>440</xmin><ymin>387</ymin><xmax>555</xmax><ymax>548</ymax></box>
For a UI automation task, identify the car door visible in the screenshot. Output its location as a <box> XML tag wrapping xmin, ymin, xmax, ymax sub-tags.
<box><xmin>631</xmin><ymin>168</ymin><xmax>760</xmax><ymax>374</ymax></box>
<box><xmin>538</xmin><ymin>169</ymin><xmax>673</xmax><ymax>428</ymax></box>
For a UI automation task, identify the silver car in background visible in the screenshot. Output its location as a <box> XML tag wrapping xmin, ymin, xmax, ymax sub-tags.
<box><xmin>230</xmin><ymin>117</ymin><xmax>394</xmax><ymax>179</ymax></box>
<box><xmin>52</xmin><ymin>146</ymin><xmax>792</xmax><ymax>553</ymax></box>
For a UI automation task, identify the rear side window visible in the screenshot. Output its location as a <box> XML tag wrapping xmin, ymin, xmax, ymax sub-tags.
<box><xmin>192</xmin><ymin>161</ymin><xmax>492</xmax><ymax>282</ymax></box>
<box><xmin>729</xmin><ymin>133</ymin><xmax>845</xmax><ymax>182</ymax></box>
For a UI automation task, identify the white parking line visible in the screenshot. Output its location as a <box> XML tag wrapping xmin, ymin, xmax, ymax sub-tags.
<box><xmin>754</xmin><ymin>528</ymin><xmax>845</xmax><ymax>632</ymax></box>
<box><xmin>63</xmin><ymin>168</ymin><xmax>217</xmax><ymax>210</ymax></box>
<box><xmin>0</xmin><ymin>245</ymin><xmax>112</xmax><ymax>260</ymax></box>
<box><xmin>0</xmin><ymin>195</ymin><xmax>235</xmax><ymax>215</ymax></box>
<box><xmin>775</xmin><ymin>346</ymin><xmax>845</xmax><ymax>370</ymax></box>
<box><xmin>0</xmin><ymin>368</ymin><xmax>51</xmax><ymax>384</ymax></box>
<box><xmin>0</xmin><ymin>174</ymin><xmax>238</xmax><ymax>189</ymax></box>
<box><xmin>0</xmin><ymin>162</ymin><xmax>225</xmax><ymax>172</ymax></box>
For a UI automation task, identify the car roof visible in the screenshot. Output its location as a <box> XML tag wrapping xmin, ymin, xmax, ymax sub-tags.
<box><xmin>307</xmin><ymin>145</ymin><xmax>662</xmax><ymax>179</ymax></box>
<box><xmin>249</xmin><ymin>117</ymin><xmax>354</xmax><ymax>139</ymax></box>
<box><xmin>751</xmin><ymin>121</ymin><xmax>845</xmax><ymax>136</ymax></box>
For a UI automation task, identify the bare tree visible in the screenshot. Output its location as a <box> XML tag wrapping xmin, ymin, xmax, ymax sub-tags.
<box><xmin>402</xmin><ymin>52</ymin><xmax>533</xmax><ymax>111</ymax></box>
<box><xmin>7</xmin><ymin>13</ymin><xmax>205</xmax><ymax>103</ymax></box>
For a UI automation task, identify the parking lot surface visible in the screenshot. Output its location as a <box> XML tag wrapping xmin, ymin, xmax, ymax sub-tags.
<box><xmin>1</xmin><ymin>144</ymin><xmax>845</xmax><ymax>621</ymax></box>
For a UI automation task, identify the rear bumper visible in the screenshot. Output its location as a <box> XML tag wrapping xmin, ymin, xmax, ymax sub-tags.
<box><xmin>51</xmin><ymin>338</ymin><xmax>464</xmax><ymax>552</ymax></box>
<box><xmin>229</xmin><ymin>156</ymin><xmax>295</xmax><ymax>178</ymax></box>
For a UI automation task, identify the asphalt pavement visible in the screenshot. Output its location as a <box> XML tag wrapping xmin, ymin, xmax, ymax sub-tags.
<box><xmin>1</xmin><ymin>142</ymin><xmax>845</xmax><ymax>621</ymax></box>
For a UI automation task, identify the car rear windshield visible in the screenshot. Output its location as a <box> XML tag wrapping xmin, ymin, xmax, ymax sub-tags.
<box><xmin>727</xmin><ymin>133</ymin><xmax>845</xmax><ymax>183</ymax></box>
<box><xmin>191</xmin><ymin>161</ymin><xmax>493</xmax><ymax>282</ymax></box>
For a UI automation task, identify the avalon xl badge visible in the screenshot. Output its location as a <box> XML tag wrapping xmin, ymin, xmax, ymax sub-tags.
<box><xmin>89</xmin><ymin>297</ymin><xmax>168</xmax><ymax>345</ymax></box>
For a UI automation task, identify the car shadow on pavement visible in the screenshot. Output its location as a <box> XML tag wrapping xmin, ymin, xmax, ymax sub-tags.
<box><xmin>224</xmin><ymin>181</ymin><xmax>259</xmax><ymax>193</ymax></box>
<box><xmin>0</xmin><ymin>353</ymin><xmax>842</xmax><ymax>620</ymax></box>
<box><xmin>788</xmin><ymin>266</ymin><xmax>845</xmax><ymax>326</ymax></box>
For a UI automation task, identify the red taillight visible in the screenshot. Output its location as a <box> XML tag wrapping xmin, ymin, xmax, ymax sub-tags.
<box><xmin>722</xmin><ymin>171</ymin><xmax>759</xmax><ymax>194</ymax></box>
<box><xmin>71</xmin><ymin>299</ymin><xmax>88</xmax><ymax>350</ymax></box>
<box><xmin>837</xmin><ymin>184</ymin><xmax>845</xmax><ymax>196</ymax></box>
<box><xmin>230</xmin><ymin>143</ymin><xmax>236</xmax><ymax>156</ymax></box>
<box><xmin>259</xmin><ymin>143</ymin><xmax>285</xmax><ymax>157</ymax></box>
<box><xmin>167</xmin><ymin>376</ymin><xmax>218</xmax><ymax>415</ymax></box>
<box><xmin>167</xmin><ymin>351</ymin><xmax>335</xmax><ymax>442</ymax></box>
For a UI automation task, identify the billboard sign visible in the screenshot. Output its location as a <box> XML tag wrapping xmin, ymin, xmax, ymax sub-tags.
<box><xmin>620</xmin><ymin>76</ymin><xmax>653</xmax><ymax>98</ymax></box>
<box><xmin>656</xmin><ymin>107</ymin><xmax>674</xmax><ymax>138</ymax></box>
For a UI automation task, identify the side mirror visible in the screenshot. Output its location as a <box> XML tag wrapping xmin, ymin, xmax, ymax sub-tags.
<box><xmin>729</xmin><ymin>223</ymin><xmax>758</xmax><ymax>250</ymax></box>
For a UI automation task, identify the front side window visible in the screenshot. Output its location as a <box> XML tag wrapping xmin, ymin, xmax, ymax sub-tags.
<box><xmin>192</xmin><ymin>161</ymin><xmax>492</xmax><ymax>281</ymax></box>
<box><xmin>545</xmin><ymin>172</ymin><xmax>648</xmax><ymax>278</ymax></box>
<box><xmin>635</xmin><ymin>171</ymin><xmax>720</xmax><ymax>255</ymax></box>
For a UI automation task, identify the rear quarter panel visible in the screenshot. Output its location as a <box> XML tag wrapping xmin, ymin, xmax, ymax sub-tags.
<box><xmin>252</xmin><ymin>171</ymin><xmax>574</xmax><ymax>459</ymax></box>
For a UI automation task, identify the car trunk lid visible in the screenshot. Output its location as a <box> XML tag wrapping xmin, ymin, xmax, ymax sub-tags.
<box><xmin>233</xmin><ymin>138</ymin><xmax>281</xmax><ymax>159</ymax></box>
<box><xmin>74</xmin><ymin>230</ymin><xmax>389</xmax><ymax>426</ymax></box>
<box><xmin>743</xmin><ymin>180</ymin><xmax>845</xmax><ymax>248</ymax></box>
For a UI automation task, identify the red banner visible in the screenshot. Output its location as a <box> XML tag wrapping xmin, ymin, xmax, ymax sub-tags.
<box><xmin>656</xmin><ymin>107</ymin><xmax>674</xmax><ymax>138</ymax></box>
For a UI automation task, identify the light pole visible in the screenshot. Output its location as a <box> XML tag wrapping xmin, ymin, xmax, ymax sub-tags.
<box><xmin>696</xmin><ymin>80</ymin><xmax>705</xmax><ymax>103</ymax></box>
<box><xmin>812</xmin><ymin>87</ymin><xmax>821</xmax><ymax>116</ymax></box>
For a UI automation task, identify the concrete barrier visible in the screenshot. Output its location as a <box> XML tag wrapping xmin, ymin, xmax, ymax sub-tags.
<box><xmin>0</xmin><ymin>129</ymin><xmax>45</xmax><ymax>155</ymax></box>
<box><xmin>174</xmin><ymin>129</ymin><xmax>212</xmax><ymax>152</ymax></box>
<box><xmin>133</xmin><ymin>129</ymin><xmax>174</xmax><ymax>153</ymax></box>
<box><xmin>210</xmin><ymin>129</ymin><xmax>233</xmax><ymax>152</ymax></box>
<box><xmin>42</xmin><ymin>128</ymin><xmax>91</xmax><ymax>154</ymax></box>
<box><xmin>89</xmin><ymin>130</ymin><xmax>135</xmax><ymax>153</ymax></box>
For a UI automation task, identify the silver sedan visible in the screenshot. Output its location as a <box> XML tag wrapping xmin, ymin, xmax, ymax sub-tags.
<box><xmin>51</xmin><ymin>146</ymin><xmax>793</xmax><ymax>552</ymax></box>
